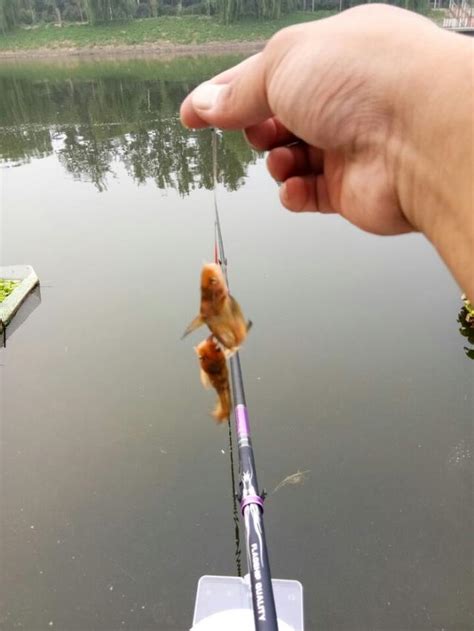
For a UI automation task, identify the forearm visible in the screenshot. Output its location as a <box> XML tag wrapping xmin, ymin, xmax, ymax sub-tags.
<box><xmin>399</xmin><ymin>30</ymin><xmax>473</xmax><ymax>298</ymax></box>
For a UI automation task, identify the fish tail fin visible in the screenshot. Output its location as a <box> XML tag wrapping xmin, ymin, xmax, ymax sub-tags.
<box><xmin>213</xmin><ymin>388</ymin><xmax>232</xmax><ymax>423</ymax></box>
<box><xmin>199</xmin><ymin>369</ymin><xmax>212</xmax><ymax>390</ymax></box>
<box><xmin>181</xmin><ymin>315</ymin><xmax>204</xmax><ymax>340</ymax></box>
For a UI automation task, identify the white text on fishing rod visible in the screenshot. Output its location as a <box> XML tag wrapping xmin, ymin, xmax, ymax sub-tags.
<box><xmin>251</xmin><ymin>543</ymin><xmax>266</xmax><ymax>621</ymax></box>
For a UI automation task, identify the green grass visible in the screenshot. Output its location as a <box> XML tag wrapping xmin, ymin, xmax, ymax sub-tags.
<box><xmin>0</xmin><ymin>279</ymin><xmax>20</xmax><ymax>303</ymax></box>
<box><xmin>0</xmin><ymin>12</ymin><xmax>335</xmax><ymax>51</ymax></box>
<box><xmin>426</xmin><ymin>7</ymin><xmax>446</xmax><ymax>25</ymax></box>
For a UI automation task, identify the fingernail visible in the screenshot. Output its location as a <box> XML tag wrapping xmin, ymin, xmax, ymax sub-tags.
<box><xmin>192</xmin><ymin>83</ymin><xmax>227</xmax><ymax>110</ymax></box>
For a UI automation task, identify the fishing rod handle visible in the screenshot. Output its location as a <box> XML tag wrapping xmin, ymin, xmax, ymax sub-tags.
<box><xmin>243</xmin><ymin>503</ymin><xmax>279</xmax><ymax>631</ymax></box>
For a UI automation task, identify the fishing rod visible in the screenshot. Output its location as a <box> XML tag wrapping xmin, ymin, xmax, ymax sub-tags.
<box><xmin>191</xmin><ymin>130</ymin><xmax>303</xmax><ymax>631</ymax></box>
<box><xmin>212</xmin><ymin>129</ymin><xmax>279</xmax><ymax>631</ymax></box>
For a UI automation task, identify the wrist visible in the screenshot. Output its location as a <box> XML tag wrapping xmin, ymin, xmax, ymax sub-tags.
<box><xmin>397</xmin><ymin>30</ymin><xmax>473</xmax><ymax>297</ymax></box>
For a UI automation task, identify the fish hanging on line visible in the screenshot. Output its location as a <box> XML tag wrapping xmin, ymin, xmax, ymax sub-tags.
<box><xmin>195</xmin><ymin>335</ymin><xmax>232</xmax><ymax>423</ymax></box>
<box><xmin>182</xmin><ymin>262</ymin><xmax>251</xmax><ymax>353</ymax></box>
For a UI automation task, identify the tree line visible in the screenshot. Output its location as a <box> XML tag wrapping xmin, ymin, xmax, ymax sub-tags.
<box><xmin>0</xmin><ymin>0</ymin><xmax>436</xmax><ymax>31</ymax></box>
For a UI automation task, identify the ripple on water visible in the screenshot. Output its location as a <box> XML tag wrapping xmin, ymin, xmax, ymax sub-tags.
<box><xmin>446</xmin><ymin>439</ymin><xmax>472</xmax><ymax>469</ymax></box>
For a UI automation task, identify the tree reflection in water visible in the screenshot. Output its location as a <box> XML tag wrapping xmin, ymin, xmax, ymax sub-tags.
<box><xmin>0</xmin><ymin>58</ymin><xmax>257</xmax><ymax>193</ymax></box>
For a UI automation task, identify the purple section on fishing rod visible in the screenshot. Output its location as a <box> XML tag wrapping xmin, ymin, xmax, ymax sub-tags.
<box><xmin>235</xmin><ymin>404</ymin><xmax>250</xmax><ymax>437</ymax></box>
<box><xmin>240</xmin><ymin>494</ymin><xmax>265</xmax><ymax>516</ymax></box>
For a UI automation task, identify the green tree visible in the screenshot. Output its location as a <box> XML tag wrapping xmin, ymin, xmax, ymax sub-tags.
<box><xmin>0</xmin><ymin>0</ymin><xmax>19</xmax><ymax>32</ymax></box>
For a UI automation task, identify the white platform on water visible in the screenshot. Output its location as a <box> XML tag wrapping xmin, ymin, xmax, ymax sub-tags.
<box><xmin>0</xmin><ymin>265</ymin><xmax>40</xmax><ymax>329</ymax></box>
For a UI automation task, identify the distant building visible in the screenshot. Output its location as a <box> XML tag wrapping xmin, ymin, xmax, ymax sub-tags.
<box><xmin>443</xmin><ymin>0</ymin><xmax>474</xmax><ymax>32</ymax></box>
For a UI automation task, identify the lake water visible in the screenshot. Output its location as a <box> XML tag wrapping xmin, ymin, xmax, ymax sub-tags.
<box><xmin>0</xmin><ymin>56</ymin><xmax>472</xmax><ymax>631</ymax></box>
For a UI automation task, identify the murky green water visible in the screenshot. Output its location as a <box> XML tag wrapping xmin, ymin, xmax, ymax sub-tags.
<box><xmin>1</xmin><ymin>56</ymin><xmax>472</xmax><ymax>631</ymax></box>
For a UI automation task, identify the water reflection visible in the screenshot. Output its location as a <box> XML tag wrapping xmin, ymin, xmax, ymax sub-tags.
<box><xmin>0</xmin><ymin>58</ymin><xmax>256</xmax><ymax>193</ymax></box>
<box><xmin>1</xmin><ymin>286</ymin><xmax>42</xmax><ymax>348</ymax></box>
<box><xmin>2</xmin><ymin>56</ymin><xmax>472</xmax><ymax>631</ymax></box>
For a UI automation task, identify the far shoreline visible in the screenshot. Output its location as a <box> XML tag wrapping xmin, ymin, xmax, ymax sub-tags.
<box><xmin>0</xmin><ymin>39</ymin><xmax>266</xmax><ymax>61</ymax></box>
<box><xmin>0</xmin><ymin>9</ymin><xmax>447</xmax><ymax>62</ymax></box>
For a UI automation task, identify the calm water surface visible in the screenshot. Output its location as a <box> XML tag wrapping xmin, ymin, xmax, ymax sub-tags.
<box><xmin>0</xmin><ymin>57</ymin><xmax>472</xmax><ymax>631</ymax></box>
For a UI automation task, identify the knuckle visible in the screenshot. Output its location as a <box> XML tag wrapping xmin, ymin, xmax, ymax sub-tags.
<box><xmin>265</xmin><ymin>25</ymin><xmax>298</xmax><ymax>56</ymax></box>
<box><xmin>263</xmin><ymin>26</ymin><xmax>302</xmax><ymax>113</ymax></box>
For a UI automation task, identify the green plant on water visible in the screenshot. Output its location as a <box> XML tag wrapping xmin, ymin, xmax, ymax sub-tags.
<box><xmin>461</xmin><ymin>294</ymin><xmax>474</xmax><ymax>320</ymax></box>
<box><xmin>0</xmin><ymin>279</ymin><xmax>20</xmax><ymax>303</ymax></box>
<box><xmin>458</xmin><ymin>294</ymin><xmax>474</xmax><ymax>360</ymax></box>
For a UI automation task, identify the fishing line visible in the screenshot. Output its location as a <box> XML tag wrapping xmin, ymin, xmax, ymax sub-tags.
<box><xmin>227</xmin><ymin>408</ymin><xmax>242</xmax><ymax>577</ymax></box>
<box><xmin>209</xmin><ymin>130</ymin><xmax>280</xmax><ymax>630</ymax></box>
<box><xmin>212</xmin><ymin>129</ymin><xmax>228</xmax><ymax>282</ymax></box>
<box><xmin>211</xmin><ymin>127</ymin><xmax>241</xmax><ymax>578</ymax></box>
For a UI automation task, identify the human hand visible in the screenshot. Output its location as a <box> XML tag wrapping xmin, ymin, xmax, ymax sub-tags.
<box><xmin>181</xmin><ymin>5</ymin><xmax>473</xmax><ymax>296</ymax></box>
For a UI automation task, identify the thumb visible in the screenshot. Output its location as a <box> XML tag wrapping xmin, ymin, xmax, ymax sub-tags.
<box><xmin>180</xmin><ymin>53</ymin><xmax>273</xmax><ymax>130</ymax></box>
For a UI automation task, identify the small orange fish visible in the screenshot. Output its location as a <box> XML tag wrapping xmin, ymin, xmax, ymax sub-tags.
<box><xmin>183</xmin><ymin>263</ymin><xmax>251</xmax><ymax>352</ymax></box>
<box><xmin>195</xmin><ymin>336</ymin><xmax>232</xmax><ymax>423</ymax></box>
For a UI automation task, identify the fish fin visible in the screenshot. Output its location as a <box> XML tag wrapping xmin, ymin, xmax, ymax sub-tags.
<box><xmin>213</xmin><ymin>388</ymin><xmax>232</xmax><ymax>423</ymax></box>
<box><xmin>246</xmin><ymin>320</ymin><xmax>253</xmax><ymax>332</ymax></box>
<box><xmin>181</xmin><ymin>315</ymin><xmax>204</xmax><ymax>339</ymax></box>
<box><xmin>200</xmin><ymin>369</ymin><xmax>212</xmax><ymax>390</ymax></box>
<box><xmin>212</xmin><ymin>329</ymin><xmax>234</xmax><ymax>350</ymax></box>
<box><xmin>229</xmin><ymin>295</ymin><xmax>244</xmax><ymax>316</ymax></box>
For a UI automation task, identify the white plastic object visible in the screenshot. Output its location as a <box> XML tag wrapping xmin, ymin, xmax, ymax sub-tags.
<box><xmin>191</xmin><ymin>574</ymin><xmax>304</xmax><ymax>631</ymax></box>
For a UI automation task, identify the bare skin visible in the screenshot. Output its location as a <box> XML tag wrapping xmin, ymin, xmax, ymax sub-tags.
<box><xmin>180</xmin><ymin>5</ymin><xmax>474</xmax><ymax>299</ymax></box>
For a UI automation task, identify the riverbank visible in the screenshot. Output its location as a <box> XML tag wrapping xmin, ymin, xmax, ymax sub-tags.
<box><xmin>0</xmin><ymin>39</ymin><xmax>267</xmax><ymax>59</ymax></box>
<box><xmin>0</xmin><ymin>12</ymin><xmax>331</xmax><ymax>58</ymax></box>
<box><xmin>0</xmin><ymin>9</ymin><xmax>447</xmax><ymax>59</ymax></box>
